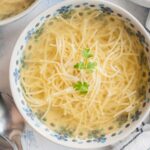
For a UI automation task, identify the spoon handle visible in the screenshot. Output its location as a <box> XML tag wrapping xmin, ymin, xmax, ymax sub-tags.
<box><xmin>0</xmin><ymin>135</ymin><xmax>16</xmax><ymax>150</ymax></box>
<box><xmin>9</xmin><ymin>130</ymin><xmax>23</xmax><ymax>150</ymax></box>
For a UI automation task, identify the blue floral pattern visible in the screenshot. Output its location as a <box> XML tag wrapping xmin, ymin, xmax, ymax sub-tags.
<box><xmin>53</xmin><ymin>133</ymin><xmax>68</xmax><ymax>141</ymax></box>
<box><xmin>23</xmin><ymin>107</ymin><xmax>35</xmax><ymax>121</ymax></box>
<box><xmin>56</xmin><ymin>5</ymin><xmax>72</xmax><ymax>14</ymax></box>
<box><xmin>25</xmin><ymin>28</ymin><xmax>35</xmax><ymax>43</ymax></box>
<box><xmin>23</xmin><ymin>128</ymin><xmax>38</xmax><ymax>149</ymax></box>
<box><xmin>136</xmin><ymin>31</ymin><xmax>145</xmax><ymax>44</ymax></box>
<box><xmin>13</xmin><ymin>68</ymin><xmax>20</xmax><ymax>84</ymax></box>
<box><xmin>100</xmin><ymin>6</ymin><xmax>113</xmax><ymax>14</ymax></box>
<box><xmin>131</xmin><ymin>110</ymin><xmax>142</xmax><ymax>122</ymax></box>
<box><xmin>93</xmin><ymin>135</ymin><xmax>106</xmax><ymax>143</ymax></box>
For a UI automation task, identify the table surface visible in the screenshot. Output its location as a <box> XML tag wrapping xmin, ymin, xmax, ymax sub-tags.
<box><xmin>0</xmin><ymin>0</ymin><xmax>149</xmax><ymax>150</ymax></box>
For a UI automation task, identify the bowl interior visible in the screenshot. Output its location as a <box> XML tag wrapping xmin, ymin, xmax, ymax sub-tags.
<box><xmin>10</xmin><ymin>0</ymin><xmax>150</xmax><ymax>149</ymax></box>
<box><xmin>0</xmin><ymin>0</ymin><xmax>40</xmax><ymax>26</ymax></box>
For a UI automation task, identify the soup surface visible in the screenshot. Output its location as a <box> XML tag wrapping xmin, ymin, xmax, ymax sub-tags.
<box><xmin>20</xmin><ymin>8</ymin><xmax>149</xmax><ymax>139</ymax></box>
<box><xmin>0</xmin><ymin>0</ymin><xmax>35</xmax><ymax>20</ymax></box>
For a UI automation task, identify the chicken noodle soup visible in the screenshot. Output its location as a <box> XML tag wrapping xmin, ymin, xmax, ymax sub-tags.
<box><xmin>20</xmin><ymin>8</ymin><xmax>149</xmax><ymax>139</ymax></box>
<box><xmin>0</xmin><ymin>0</ymin><xmax>35</xmax><ymax>20</ymax></box>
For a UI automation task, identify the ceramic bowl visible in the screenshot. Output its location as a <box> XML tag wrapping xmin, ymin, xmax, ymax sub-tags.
<box><xmin>0</xmin><ymin>0</ymin><xmax>40</xmax><ymax>26</ymax></box>
<box><xmin>10</xmin><ymin>0</ymin><xmax>150</xmax><ymax>149</ymax></box>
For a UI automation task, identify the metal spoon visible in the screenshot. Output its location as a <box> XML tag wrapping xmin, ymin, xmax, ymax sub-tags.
<box><xmin>0</xmin><ymin>92</ymin><xmax>25</xmax><ymax>150</ymax></box>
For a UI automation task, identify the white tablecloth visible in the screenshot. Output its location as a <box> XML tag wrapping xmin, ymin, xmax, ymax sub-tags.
<box><xmin>0</xmin><ymin>0</ymin><xmax>149</xmax><ymax>150</ymax></box>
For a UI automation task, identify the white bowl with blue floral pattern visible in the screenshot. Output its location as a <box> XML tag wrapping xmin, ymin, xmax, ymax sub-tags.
<box><xmin>10</xmin><ymin>0</ymin><xmax>150</xmax><ymax>149</ymax></box>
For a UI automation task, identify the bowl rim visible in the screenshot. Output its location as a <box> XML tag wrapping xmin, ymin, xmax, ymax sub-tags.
<box><xmin>0</xmin><ymin>0</ymin><xmax>41</xmax><ymax>26</ymax></box>
<box><xmin>9</xmin><ymin>0</ymin><xmax>150</xmax><ymax>149</ymax></box>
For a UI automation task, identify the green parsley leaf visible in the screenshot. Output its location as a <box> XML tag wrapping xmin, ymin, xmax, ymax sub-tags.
<box><xmin>82</xmin><ymin>48</ymin><xmax>93</xmax><ymax>59</ymax></box>
<box><xmin>74</xmin><ymin>62</ymin><xmax>85</xmax><ymax>69</ymax></box>
<box><xmin>87</xmin><ymin>62</ymin><xmax>97</xmax><ymax>71</ymax></box>
<box><xmin>74</xmin><ymin>61</ymin><xmax>97</xmax><ymax>71</ymax></box>
<box><xmin>73</xmin><ymin>81</ymin><xmax>89</xmax><ymax>94</ymax></box>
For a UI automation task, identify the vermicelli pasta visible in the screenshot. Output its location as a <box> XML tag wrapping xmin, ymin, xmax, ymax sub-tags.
<box><xmin>20</xmin><ymin>8</ymin><xmax>149</xmax><ymax>139</ymax></box>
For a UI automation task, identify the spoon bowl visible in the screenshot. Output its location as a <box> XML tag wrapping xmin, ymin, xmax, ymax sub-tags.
<box><xmin>0</xmin><ymin>92</ymin><xmax>24</xmax><ymax>150</ymax></box>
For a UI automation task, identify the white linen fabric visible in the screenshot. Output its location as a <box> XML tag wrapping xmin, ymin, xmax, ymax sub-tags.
<box><xmin>0</xmin><ymin>0</ymin><xmax>149</xmax><ymax>150</ymax></box>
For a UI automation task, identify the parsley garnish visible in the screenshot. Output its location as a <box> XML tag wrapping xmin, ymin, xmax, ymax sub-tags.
<box><xmin>74</xmin><ymin>61</ymin><xmax>97</xmax><ymax>71</ymax></box>
<box><xmin>74</xmin><ymin>62</ymin><xmax>85</xmax><ymax>69</ymax></box>
<box><xmin>82</xmin><ymin>48</ymin><xmax>93</xmax><ymax>59</ymax></box>
<box><xmin>87</xmin><ymin>62</ymin><xmax>97</xmax><ymax>71</ymax></box>
<box><xmin>74</xmin><ymin>48</ymin><xmax>97</xmax><ymax>71</ymax></box>
<box><xmin>73</xmin><ymin>81</ymin><xmax>89</xmax><ymax>94</ymax></box>
<box><xmin>73</xmin><ymin>48</ymin><xmax>97</xmax><ymax>94</ymax></box>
